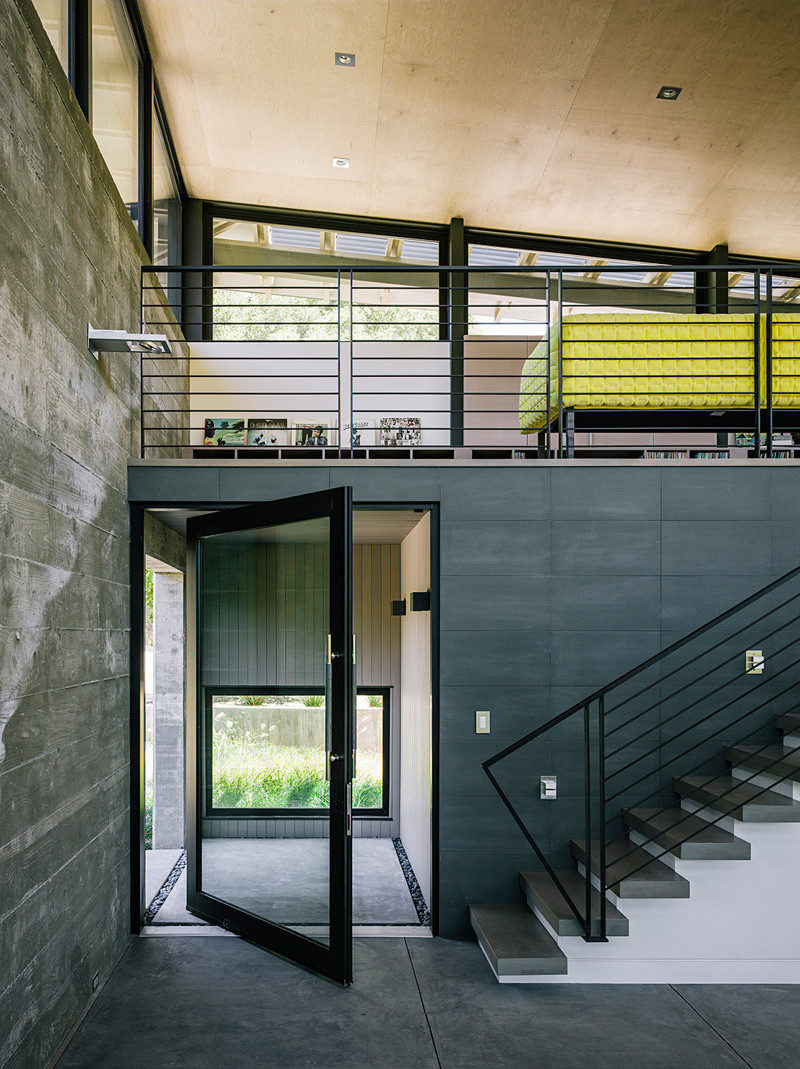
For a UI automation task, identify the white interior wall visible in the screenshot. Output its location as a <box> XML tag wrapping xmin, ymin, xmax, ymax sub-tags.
<box><xmin>188</xmin><ymin>340</ymin><xmax>451</xmax><ymax>446</ymax></box>
<box><xmin>399</xmin><ymin>512</ymin><xmax>433</xmax><ymax>907</ymax></box>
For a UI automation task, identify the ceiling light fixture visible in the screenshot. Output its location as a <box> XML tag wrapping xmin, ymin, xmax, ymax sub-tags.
<box><xmin>657</xmin><ymin>85</ymin><xmax>682</xmax><ymax>100</ymax></box>
<box><xmin>332</xmin><ymin>157</ymin><xmax>350</xmax><ymax>169</ymax></box>
<box><xmin>335</xmin><ymin>52</ymin><xmax>355</xmax><ymax>67</ymax></box>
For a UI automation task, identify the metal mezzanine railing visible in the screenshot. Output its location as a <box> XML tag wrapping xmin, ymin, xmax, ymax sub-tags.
<box><xmin>483</xmin><ymin>565</ymin><xmax>800</xmax><ymax>941</ymax></box>
<box><xmin>139</xmin><ymin>262</ymin><xmax>800</xmax><ymax>460</ymax></box>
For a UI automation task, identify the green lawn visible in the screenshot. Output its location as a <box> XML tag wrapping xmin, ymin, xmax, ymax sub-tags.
<box><xmin>212</xmin><ymin>734</ymin><xmax>383</xmax><ymax>809</ymax></box>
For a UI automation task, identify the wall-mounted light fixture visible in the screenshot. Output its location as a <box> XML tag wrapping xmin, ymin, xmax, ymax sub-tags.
<box><xmin>87</xmin><ymin>325</ymin><xmax>172</xmax><ymax>360</ymax></box>
<box><xmin>391</xmin><ymin>599</ymin><xmax>406</xmax><ymax>616</ymax></box>
<box><xmin>410</xmin><ymin>591</ymin><xmax>430</xmax><ymax>612</ymax></box>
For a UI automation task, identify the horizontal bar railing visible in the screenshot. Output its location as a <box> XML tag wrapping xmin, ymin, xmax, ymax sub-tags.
<box><xmin>140</xmin><ymin>262</ymin><xmax>799</xmax><ymax>458</ymax></box>
<box><xmin>483</xmin><ymin>564</ymin><xmax>800</xmax><ymax>943</ymax></box>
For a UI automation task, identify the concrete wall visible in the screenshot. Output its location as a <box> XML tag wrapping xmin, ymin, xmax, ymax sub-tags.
<box><xmin>0</xmin><ymin>2</ymin><xmax>187</xmax><ymax>1063</ymax></box>
<box><xmin>129</xmin><ymin>460</ymin><xmax>800</xmax><ymax>939</ymax></box>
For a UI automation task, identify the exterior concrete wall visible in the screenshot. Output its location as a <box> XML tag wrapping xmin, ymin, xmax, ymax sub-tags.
<box><xmin>152</xmin><ymin>571</ymin><xmax>185</xmax><ymax>849</ymax></box>
<box><xmin>129</xmin><ymin>460</ymin><xmax>800</xmax><ymax>938</ymax></box>
<box><xmin>0</xmin><ymin>2</ymin><xmax>187</xmax><ymax>1063</ymax></box>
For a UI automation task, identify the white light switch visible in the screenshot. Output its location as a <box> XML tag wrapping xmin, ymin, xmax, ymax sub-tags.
<box><xmin>476</xmin><ymin>710</ymin><xmax>490</xmax><ymax>734</ymax></box>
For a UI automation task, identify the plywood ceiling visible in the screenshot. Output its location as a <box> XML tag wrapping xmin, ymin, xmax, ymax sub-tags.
<box><xmin>139</xmin><ymin>0</ymin><xmax>800</xmax><ymax>257</ymax></box>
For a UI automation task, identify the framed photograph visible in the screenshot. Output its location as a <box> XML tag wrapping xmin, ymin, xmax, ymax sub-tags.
<box><xmin>292</xmin><ymin>419</ymin><xmax>335</xmax><ymax>447</ymax></box>
<box><xmin>203</xmin><ymin>417</ymin><xmax>246</xmax><ymax>446</ymax></box>
<box><xmin>246</xmin><ymin>417</ymin><xmax>289</xmax><ymax>447</ymax></box>
<box><xmin>379</xmin><ymin>417</ymin><xmax>421</xmax><ymax>447</ymax></box>
<box><xmin>342</xmin><ymin>419</ymin><xmax>376</xmax><ymax>447</ymax></box>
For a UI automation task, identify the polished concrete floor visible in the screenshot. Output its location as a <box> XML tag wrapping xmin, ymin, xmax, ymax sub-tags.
<box><xmin>146</xmin><ymin>839</ymin><xmax>420</xmax><ymax>926</ymax></box>
<box><xmin>58</xmin><ymin>936</ymin><xmax>800</xmax><ymax>1068</ymax></box>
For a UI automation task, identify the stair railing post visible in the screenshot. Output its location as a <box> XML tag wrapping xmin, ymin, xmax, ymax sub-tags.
<box><xmin>598</xmin><ymin>694</ymin><xmax>607</xmax><ymax>941</ymax></box>
<box><xmin>583</xmin><ymin>702</ymin><xmax>592</xmax><ymax>938</ymax></box>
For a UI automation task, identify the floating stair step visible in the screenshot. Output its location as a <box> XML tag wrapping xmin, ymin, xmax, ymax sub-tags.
<box><xmin>570</xmin><ymin>838</ymin><xmax>690</xmax><ymax>898</ymax></box>
<box><xmin>469</xmin><ymin>903</ymin><xmax>567</xmax><ymax>977</ymax></box>
<box><xmin>775</xmin><ymin>712</ymin><xmax>800</xmax><ymax>737</ymax></box>
<box><xmin>623</xmin><ymin>807</ymin><xmax>751</xmax><ymax>860</ymax></box>
<box><xmin>519</xmin><ymin>870</ymin><xmax>628</xmax><ymax>937</ymax></box>
<box><xmin>674</xmin><ymin>773</ymin><xmax>800</xmax><ymax>822</ymax></box>
<box><xmin>726</xmin><ymin>744</ymin><xmax>800</xmax><ymax>783</ymax></box>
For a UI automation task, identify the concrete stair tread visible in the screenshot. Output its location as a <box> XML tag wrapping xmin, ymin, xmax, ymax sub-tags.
<box><xmin>622</xmin><ymin>807</ymin><xmax>751</xmax><ymax>859</ymax></box>
<box><xmin>519</xmin><ymin>870</ymin><xmax>628</xmax><ymax>936</ymax></box>
<box><xmin>469</xmin><ymin>903</ymin><xmax>567</xmax><ymax>977</ymax></box>
<box><xmin>570</xmin><ymin>838</ymin><xmax>690</xmax><ymax>898</ymax></box>
<box><xmin>674</xmin><ymin>773</ymin><xmax>800</xmax><ymax>821</ymax></box>
<box><xmin>726</xmin><ymin>744</ymin><xmax>800</xmax><ymax>782</ymax></box>
<box><xmin>775</xmin><ymin>712</ymin><xmax>800</xmax><ymax>736</ymax></box>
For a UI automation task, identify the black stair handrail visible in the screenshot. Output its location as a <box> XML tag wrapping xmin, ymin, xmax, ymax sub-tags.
<box><xmin>483</xmin><ymin>562</ymin><xmax>800</xmax><ymax>942</ymax></box>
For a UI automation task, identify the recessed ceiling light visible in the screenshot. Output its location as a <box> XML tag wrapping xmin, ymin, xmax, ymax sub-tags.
<box><xmin>332</xmin><ymin>157</ymin><xmax>350</xmax><ymax>168</ymax></box>
<box><xmin>657</xmin><ymin>86</ymin><xmax>682</xmax><ymax>100</ymax></box>
<box><xmin>335</xmin><ymin>52</ymin><xmax>355</xmax><ymax>67</ymax></box>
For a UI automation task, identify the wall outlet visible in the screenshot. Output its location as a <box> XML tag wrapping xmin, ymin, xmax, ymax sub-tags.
<box><xmin>475</xmin><ymin>710</ymin><xmax>490</xmax><ymax>734</ymax></box>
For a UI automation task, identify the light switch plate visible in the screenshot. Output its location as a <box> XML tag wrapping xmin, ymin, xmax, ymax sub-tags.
<box><xmin>746</xmin><ymin>650</ymin><xmax>764</xmax><ymax>674</ymax></box>
<box><xmin>475</xmin><ymin>710</ymin><xmax>490</xmax><ymax>734</ymax></box>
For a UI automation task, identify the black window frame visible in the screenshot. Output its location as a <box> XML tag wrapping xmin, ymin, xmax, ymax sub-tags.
<box><xmin>55</xmin><ymin>0</ymin><xmax>188</xmax><ymax>263</ymax></box>
<box><xmin>203</xmin><ymin>683</ymin><xmax>392</xmax><ymax>819</ymax></box>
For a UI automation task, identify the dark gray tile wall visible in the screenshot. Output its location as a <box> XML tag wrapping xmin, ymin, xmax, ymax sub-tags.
<box><xmin>130</xmin><ymin>460</ymin><xmax>800</xmax><ymax>939</ymax></box>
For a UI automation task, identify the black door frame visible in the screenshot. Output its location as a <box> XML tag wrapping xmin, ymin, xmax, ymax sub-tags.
<box><xmin>187</xmin><ymin>488</ymin><xmax>353</xmax><ymax>984</ymax></box>
<box><xmin>129</xmin><ymin>495</ymin><xmax>440</xmax><ymax>961</ymax></box>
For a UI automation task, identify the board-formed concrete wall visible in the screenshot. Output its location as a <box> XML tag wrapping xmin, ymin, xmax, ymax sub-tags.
<box><xmin>0</xmin><ymin>2</ymin><xmax>187</xmax><ymax>1063</ymax></box>
<box><xmin>129</xmin><ymin>459</ymin><xmax>800</xmax><ymax>938</ymax></box>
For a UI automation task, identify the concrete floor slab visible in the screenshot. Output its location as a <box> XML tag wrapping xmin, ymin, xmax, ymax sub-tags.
<box><xmin>58</xmin><ymin>938</ymin><xmax>438</xmax><ymax>1069</ymax></box>
<box><xmin>405</xmin><ymin>939</ymin><xmax>749</xmax><ymax>1069</ymax></box>
<box><xmin>149</xmin><ymin>865</ymin><xmax>200</xmax><ymax>925</ymax></box>
<box><xmin>145</xmin><ymin>848</ymin><xmax>181</xmax><ymax>908</ymax></box>
<box><xmin>673</xmin><ymin>985</ymin><xmax>800</xmax><ymax>1069</ymax></box>
<box><xmin>57</xmin><ymin>935</ymin><xmax>800</xmax><ymax>1068</ymax></box>
<box><xmin>200</xmin><ymin>838</ymin><xmax>419</xmax><ymax>926</ymax></box>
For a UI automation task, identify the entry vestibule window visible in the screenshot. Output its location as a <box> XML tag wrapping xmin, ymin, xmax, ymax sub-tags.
<box><xmin>207</xmin><ymin>688</ymin><xmax>389</xmax><ymax>815</ymax></box>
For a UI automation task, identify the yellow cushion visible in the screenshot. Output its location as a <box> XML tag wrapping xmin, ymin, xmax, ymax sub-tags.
<box><xmin>519</xmin><ymin>312</ymin><xmax>800</xmax><ymax>433</ymax></box>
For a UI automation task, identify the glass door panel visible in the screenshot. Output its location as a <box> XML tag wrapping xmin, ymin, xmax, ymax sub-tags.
<box><xmin>186</xmin><ymin>489</ymin><xmax>353</xmax><ymax>984</ymax></box>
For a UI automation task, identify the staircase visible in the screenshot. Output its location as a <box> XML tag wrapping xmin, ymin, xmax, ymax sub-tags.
<box><xmin>471</xmin><ymin>569</ymin><xmax>800</xmax><ymax>983</ymax></box>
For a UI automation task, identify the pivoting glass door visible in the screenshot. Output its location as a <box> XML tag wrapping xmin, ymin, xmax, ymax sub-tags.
<box><xmin>186</xmin><ymin>488</ymin><xmax>354</xmax><ymax>985</ymax></box>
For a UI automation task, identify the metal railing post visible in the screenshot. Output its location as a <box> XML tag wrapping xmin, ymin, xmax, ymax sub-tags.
<box><xmin>545</xmin><ymin>271</ymin><xmax>552</xmax><ymax>457</ymax></box>
<box><xmin>557</xmin><ymin>270</ymin><xmax>564</xmax><ymax>459</ymax></box>
<box><xmin>598</xmin><ymin>694</ymin><xmax>607</xmax><ymax>941</ymax></box>
<box><xmin>754</xmin><ymin>267</ymin><xmax>762</xmax><ymax>458</ymax></box>
<box><xmin>767</xmin><ymin>269</ymin><xmax>773</xmax><ymax>457</ymax></box>
<box><xmin>583</xmin><ymin>702</ymin><xmax>592</xmax><ymax>938</ymax></box>
<box><xmin>337</xmin><ymin>269</ymin><xmax>342</xmax><ymax>457</ymax></box>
